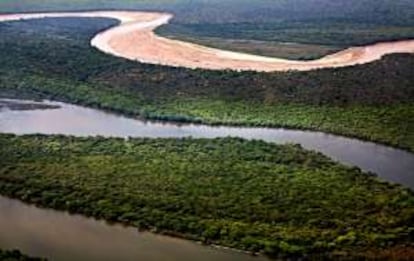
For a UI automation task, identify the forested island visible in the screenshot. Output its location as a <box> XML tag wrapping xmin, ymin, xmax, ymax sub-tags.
<box><xmin>0</xmin><ymin>134</ymin><xmax>413</xmax><ymax>259</ymax></box>
<box><xmin>0</xmin><ymin>1</ymin><xmax>413</xmax><ymax>260</ymax></box>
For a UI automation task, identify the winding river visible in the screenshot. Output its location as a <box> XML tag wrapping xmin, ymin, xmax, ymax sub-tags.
<box><xmin>0</xmin><ymin>10</ymin><xmax>413</xmax><ymax>260</ymax></box>
<box><xmin>1</xmin><ymin>98</ymin><xmax>413</xmax><ymax>260</ymax></box>
<box><xmin>0</xmin><ymin>11</ymin><xmax>413</xmax><ymax>72</ymax></box>
<box><xmin>1</xmin><ymin>99</ymin><xmax>413</xmax><ymax>189</ymax></box>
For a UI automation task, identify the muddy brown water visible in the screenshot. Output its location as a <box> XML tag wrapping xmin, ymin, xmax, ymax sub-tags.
<box><xmin>0</xmin><ymin>196</ymin><xmax>268</xmax><ymax>261</ymax></box>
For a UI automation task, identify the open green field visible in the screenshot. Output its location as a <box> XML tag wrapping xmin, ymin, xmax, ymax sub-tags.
<box><xmin>1</xmin><ymin>134</ymin><xmax>413</xmax><ymax>259</ymax></box>
<box><xmin>0</xmin><ymin>18</ymin><xmax>413</xmax><ymax>150</ymax></box>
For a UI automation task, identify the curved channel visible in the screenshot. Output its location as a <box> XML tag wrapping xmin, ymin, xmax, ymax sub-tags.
<box><xmin>1</xmin><ymin>98</ymin><xmax>413</xmax><ymax>190</ymax></box>
<box><xmin>0</xmin><ymin>11</ymin><xmax>413</xmax><ymax>72</ymax></box>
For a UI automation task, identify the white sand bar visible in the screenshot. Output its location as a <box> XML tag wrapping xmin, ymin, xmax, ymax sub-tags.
<box><xmin>1</xmin><ymin>11</ymin><xmax>413</xmax><ymax>72</ymax></box>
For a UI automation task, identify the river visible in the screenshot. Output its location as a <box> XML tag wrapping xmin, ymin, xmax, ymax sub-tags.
<box><xmin>1</xmin><ymin>98</ymin><xmax>413</xmax><ymax>189</ymax></box>
<box><xmin>1</xmin><ymin>98</ymin><xmax>413</xmax><ymax>260</ymax></box>
<box><xmin>0</xmin><ymin>196</ymin><xmax>267</xmax><ymax>261</ymax></box>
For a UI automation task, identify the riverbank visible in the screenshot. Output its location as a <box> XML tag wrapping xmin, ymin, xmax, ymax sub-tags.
<box><xmin>0</xmin><ymin>11</ymin><xmax>413</xmax><ymax>72</ymax></box>
<box><xmin>0</xmin><ymin>17</ymin><xmax>412</xmax><ymax>152</ymax></box>
<box><xmin>0</xmin><ymin>98</ymin><xmax>60</xmax><ymax>111</ymax></box>
<box><xmin>0</xmin><ymin>6</ymin><xmax>413</xmax><ymax>261</ymax></box>
<box><xmin>0</xmin><ymin>196</ymin><xmax>264</xmax><ymax>261</ymax></box>
<box><xmin>2</xmin><ymin>70</ymin><xmax>412</xmax><ymax>152</ymax></box>
<box><xmin>0</xmin><ymin>134</ymin><xmax>413</xmax><ymax>259</ymax></box>
<box><xmin>1</xmin><ymin>98</ymin><xmax>413</xmax><ymax>190</ymax></box>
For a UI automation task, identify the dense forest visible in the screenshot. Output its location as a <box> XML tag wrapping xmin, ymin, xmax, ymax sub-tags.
<box><xmin>1</xmin><ymin>0</ymin><xmax>413</xmax><ymax>26</ymax></box>
<box><xmin>0</xmin><ymin>2</ymin><xmax>413</xmax><ymax>260</ymax></box>
<box><xmin>0</xmin><ymin>250</ymin><xmax>46</xmax><ymax>261</ymax></box>
<box><xmin>0</xmin><ymin>134</ymin><xmax>413</xmax><ymax>259</ymax></box>
<box><xmin>0</xmin><ymin>18</ymin><xmax>413</xmax><ymax>150</ymax></box>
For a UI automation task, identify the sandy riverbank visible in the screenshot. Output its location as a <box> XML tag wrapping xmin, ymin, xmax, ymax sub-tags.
<box><xmin>0</xmin><ymin>11</ymin><xmax>413</xmax><ymax>72</ymax></box>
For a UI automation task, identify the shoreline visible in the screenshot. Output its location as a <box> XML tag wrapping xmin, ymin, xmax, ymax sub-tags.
<box><xmin>1</xmin><ymin>136</ymin><xmax>413</xmax><ymax>260</ymax></box>
<box><xmin>0</xmin><ymin>11</ymin><xmax>413</xmax><ymax>72</ymax></box>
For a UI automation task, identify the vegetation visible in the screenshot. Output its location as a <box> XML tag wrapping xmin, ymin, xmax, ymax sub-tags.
<box><xmin>1</xmin><ymin>0</ymin><xmax>413</xmax><ymax>26</ymax></box>
<box><xmin>157</xmin><ymin>22</ymin><xmax>414</xmax><ymax>59</ymax></box>
<box><xmin>154</xmin><ymin>34</ymin><xmax>342</xmax><ymax>60</ymax></box>
<box><xmin>0</xmin><ymin>134</ymin><xmax>413</xmax><ymax>259</ymax></box>
<box><xmin>0</xmin><ymin>18</ymin><xmax>413</xmax><ymax>150</ymax></box>
<box><xmin>0</xmin><ymin>0</ymin><xmax>413</xmax><ymax>58</ymax></box>
<box><xmin>0</xmin><ymin>2</ymin><xmax>413</xmax><ymax>260</ymax></box>
<box><xmin>0</xmin><ymin>250</ymin><xmax>46</xmax><ymax>261</ymax></box>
